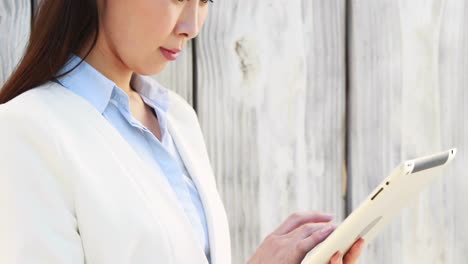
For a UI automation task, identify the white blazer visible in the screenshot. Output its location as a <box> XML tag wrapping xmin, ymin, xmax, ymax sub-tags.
<box><xmin>0</xmin><ymin>81</ymin><xmax>231</xmax><ymax>264</ymax></box>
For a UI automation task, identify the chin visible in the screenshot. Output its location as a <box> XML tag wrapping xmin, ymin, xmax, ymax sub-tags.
<box><xmin>134</xmin><ymin>62</ymin><xmax>168</xmax><ymax>76</ymax></box>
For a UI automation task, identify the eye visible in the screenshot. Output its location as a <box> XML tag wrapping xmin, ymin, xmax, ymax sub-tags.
<box><xmin>199</xmin><ymin>0</ymin><xmax>214</xmax><ymax>5</ymax></box>
<box><xmin>177</xmin><ymin>0</ymin><xmax>214</xmax><ymax>3</ymax></box>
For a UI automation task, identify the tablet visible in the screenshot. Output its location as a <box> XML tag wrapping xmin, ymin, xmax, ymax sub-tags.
<box><xmin>302</xmin><ymin>148</ymin><xmax>457</xmax><ymax>264</ymax></box>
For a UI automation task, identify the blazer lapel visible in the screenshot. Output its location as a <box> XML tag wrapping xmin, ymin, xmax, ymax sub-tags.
<box><xmin>51</xmin><ymin>83</ymin><xmax>209</xmax><ymax>263</ymax></box>
<box><xmin>167</xmin><ymin>108</ymin><xmax>232</xmax><ymax>264</ymax></box>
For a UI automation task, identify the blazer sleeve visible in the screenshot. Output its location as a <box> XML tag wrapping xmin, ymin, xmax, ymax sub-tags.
<box><xmin>0</xmin><ymin>111</ymin><xmax>85</xmax><ymax>263</ymax></box>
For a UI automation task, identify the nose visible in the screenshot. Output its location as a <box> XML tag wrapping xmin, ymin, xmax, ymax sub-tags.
<box><xmin>174</xmin><ymin>2</ymin><xmax>200</xmax><ymax>40</ymax></box>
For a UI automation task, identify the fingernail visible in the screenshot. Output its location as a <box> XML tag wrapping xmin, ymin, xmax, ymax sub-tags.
<box><xmin>333</xmin><ymin>251</ymin><xmax>342</xmax><ymax>259</ymax></box>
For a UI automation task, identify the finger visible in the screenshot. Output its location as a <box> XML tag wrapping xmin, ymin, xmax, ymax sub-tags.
<box><xmin>295</xmin><ymin>225</ymin><xmax>336</xmax><ymax>258</ymax></box>
<box><xmin>272</xmin><ymin>212</ymin><xmax>334</xmax><ymax>235</ymax></box>
<box><xmin>290</xmin><ymin>222</ymin><xmax>334</xmax><ymax>240</ymax></box>
<box><xmin>343</xmin><ymin>239</ymin><xmax>365</xmax><ymax>264</ymax></box>
<box><xmin>329</xmin><ymin>251</ymin><xmax>343</xmax><ymax>264</ymax></box>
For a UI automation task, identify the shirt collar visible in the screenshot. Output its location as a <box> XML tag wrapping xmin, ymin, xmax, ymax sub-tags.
<box><xmin>56</xmin><ymin>53</ymin><xmax>172</xmax><ymax>114</ymax></box>
<box><xmin>56</xmin><ymin>54</ymin><xmax>115</xmax><ymax>113</ymax></box>
<box><xmin>130</xmin><ymin>74</ymin><xmax>172</xmax><ymax>113</ymax></box>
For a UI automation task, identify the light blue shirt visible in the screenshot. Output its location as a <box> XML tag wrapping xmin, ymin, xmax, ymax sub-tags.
<box><xmin>55</xmin><ymin>54</ymin><xmax>211</xmax><ymax>260</ymax></box>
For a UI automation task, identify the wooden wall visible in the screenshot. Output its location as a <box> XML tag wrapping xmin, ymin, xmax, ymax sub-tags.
<box><xmin>1</xmin><ymin>0</ymin><xmax>466</xmax><ymax>263</ymax></box>
<box><xmin>0</xmin><ymin>0</ymin><xmax>30</xmax><ymax>85</ymax></box>
<box><xmin>348</xmin><ymin>0</ymin><xmax>467</xmax><ymax>263</ymax></box>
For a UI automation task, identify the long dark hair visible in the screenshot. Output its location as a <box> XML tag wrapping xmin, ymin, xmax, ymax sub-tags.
<box><xmin>0</xmin><ymin>0</ymin><xmax>99</xmax><ymax>104</ymax></box>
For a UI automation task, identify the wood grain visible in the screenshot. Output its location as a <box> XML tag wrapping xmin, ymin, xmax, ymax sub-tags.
<box><xmin>0</xmin><ymin>0</ymin><xmax>31</xmax><ymax>87</ymax></box>
<box><xmin>196</xmin><ymin>1</ymin><xmax>346</xmax><ymax>262</ymax></box>
<box><xmin>349</xmin><ymin>0</ymin><xmax>466</xmax><ymax>263</ymax></box>
<box><xmin>348</xmin><ymin>1</ymin><xmax>404</xmax><ymax>262</ymax></box>
<box><xmin>438</xmin><ymin>0</ymin><xmax>468</xmax><ymax>262</ymax></box>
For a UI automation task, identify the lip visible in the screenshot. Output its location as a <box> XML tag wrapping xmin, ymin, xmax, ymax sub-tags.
<box><xmin>160</xmin><ymin>47</ymin><xmax>181</xmax><ymax>61</ymax></box>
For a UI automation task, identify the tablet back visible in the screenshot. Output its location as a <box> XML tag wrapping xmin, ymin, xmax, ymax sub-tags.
<box><xmin>302</xmin><ymin>148</ymin><xmax>457</xmax><ymax>264</ymax></box>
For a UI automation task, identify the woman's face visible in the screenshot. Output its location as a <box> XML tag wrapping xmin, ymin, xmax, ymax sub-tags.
<box><xmin>97</xmin><ymin>0</ymin><xmax>210</xmax><ymax>75</ymax></box>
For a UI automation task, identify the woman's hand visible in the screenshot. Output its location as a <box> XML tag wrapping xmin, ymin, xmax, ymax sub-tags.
<box><xmin>247</xmin><ymin>212</ymin><xmax>365</xmax><ymax>264</ymax></box>
<box><xmin>328</xmin><ymin>238</ymin><xmax>365</xmax><ymax>264</ymax></box>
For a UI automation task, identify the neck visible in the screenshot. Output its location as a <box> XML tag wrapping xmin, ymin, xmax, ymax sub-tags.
<box><xmin>78</xmin><ymin>37</ymin><xmax>135</xmax><ymax>96</ymax></box>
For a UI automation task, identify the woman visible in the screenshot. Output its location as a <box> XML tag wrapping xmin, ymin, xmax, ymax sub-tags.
<box><xmin>0</xmin><ymin>0</ymin><xmax>364</xmax><ymax>263</ymax></box>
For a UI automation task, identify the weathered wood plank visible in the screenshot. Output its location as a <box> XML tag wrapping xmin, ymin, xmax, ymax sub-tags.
<box><xmin>0</xmin><ymin>0</ymin><xmax>31</xmax><ymax>87</ymax></box>
<box><xmin>349</xmin><ymin>0</ymin><xmax>466</xmax><ymax>263</ymax></box>
<box><xmin>348</xmin><ymin>1</ymin><xmax>404</xmax><ymax>262</ymax></box>
<box><xmin>438</xmin><ymin>0</ymin><xmax>468</xmax><ymax>262</ymax></box>
<box><xmin>398</xmin><ymin>2</ymin><xmax>447</xmax><ymax>263</ymax></box>
<box><xmin>196</xmin><ymin>1</ymin><xmax>346</xmax><ymax>263</ymax></box>
<box><xmin>300</xmin><ymin>0</ymin><xmax>347</xmax><ymax>224</ymax></box>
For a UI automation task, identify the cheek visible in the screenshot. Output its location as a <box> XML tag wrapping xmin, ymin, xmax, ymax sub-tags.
<box><xmin>103</xmin><ymin>0</ymin><xmax>177</xmax><ymax>73</ymax></box>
